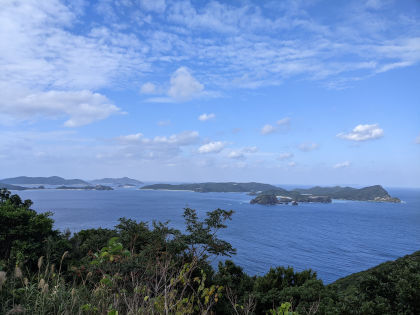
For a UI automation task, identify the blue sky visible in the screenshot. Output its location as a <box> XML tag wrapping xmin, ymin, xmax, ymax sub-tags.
<box><xmin>0</xmin><ymin>0</ymin><xmax>419</xmax><ymax>187</ymax></box>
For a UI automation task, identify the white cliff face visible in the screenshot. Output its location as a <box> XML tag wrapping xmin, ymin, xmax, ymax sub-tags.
<box><xmin>373</xmin><ymin>196</ymin><xmax>401</xmax><ymax>203</ymax></box>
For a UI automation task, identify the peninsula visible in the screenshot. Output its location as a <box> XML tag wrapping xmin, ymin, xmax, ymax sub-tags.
<box><xmin>141</xmin><ymin>182</ymin><xmax>278</xmax><ymax>192</ymax></box>
<box><xmin>141</xmin><ymin>182</ymin><xmax>400</xmax><ymax>204</ymax></box>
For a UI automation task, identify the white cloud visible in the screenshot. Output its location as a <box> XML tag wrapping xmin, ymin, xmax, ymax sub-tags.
<box><xmin>261</xmin><ymin>117</ymin><xmax>291</xmax><ymax>134</ymax></box>
<box><xmin>288</xmin><ymin>161</ymin><xmax>296</xmax><ymax>167</ymax></box>
<box><xmin>278</xmin><ymin>152</ymin><xmax>294</xmax><ymax>160</ymax></box>
<box><xmin>242</xmin><ymin>146</ymin><xmax>258</xmax><ymax>153</ymax></box>
<box><xmin>117</xmin><ymin>133</ymin><xmax>144</xmax><ymax>142</ymax></box>
<box><xmin>365</xmin><ymin>0</ymin><xmax>383</xmax><ymax>9</ymax></box>
<box><xmin>261</xmin><ymin>124</ymin><xmax>277</xmax><ymax>135</ymax></box>
<box><xmin>198</xmin><ymin>141</ymin><xmax>226</xmax><ymax>154</ymax></box>
<box><xmin>157</xmin><ymin>120</ymin><xmax>171</xmax><ymax>126</ymax></box>
<box><xmin>228</xmin><ymin>151</ymin><xmax>244</xmax><ymax>159</ymax></box>
<box><xmin>117</xmin><ymin>131</ymin><xmax>198</xmax><ymax>144</ymax></box>
<box><xmin>337</xmin><ymin>124</ymin><xmax>384</xmax><ymax>141</ymax></box>
<box><xmin>168</xmin><ymin>67</ymin><xmax>204</xmax><ymax>101</ymax></box>
<box><xmin>299</xmin><ymin>142</ymin><xmax>319</xmax><ymax>152</ymax></box>
<box><xmin>115</xmin><ymin>130</ymin><xmax>199</xmax><ymax>160</ymax></box>
<box><xmin>0</xmin><ymin>88</ymin><xmax>120</xmax><ymax>127</ymax></box>
<box><xmin>333</xmin><ymin>161</ymin><xmax>351</xmax><ymax>169</ymax></box>
<box><xmin>140</xmin><ymin>0</ymin><xmax>166</xmax><ymax>13</ymax></box>
<box><xmin>140</xmin><ymin>82</ymin><xmax>157</xmax><ymax>94</ymax></box>
<box><xmin>198</xmin><ymin>113</ymin><xmax>215</xmax><ymax>121</ymax></box>
<box><xmin>2</xmin><ymin>0</ymin><xmax>419</xmax><ymax>130</ymax></box>
<box><xmin>227</xmin><ymin>146</ymin><xmax>258</xmax><ymax>159</ymax></box>
<box><xmin>0</xmin><ymin>0</ymin><xmax>148</xmax><ymax>91</ymax></box>
<box><xmin>0</xmin><ymin>0</ymin><xmax>148</xmax><ymax>126</ymax></box>
<box><xmin>277</xmin><ymin>117</ymin><xmax>291</xmax><ymax>126</ymax></box>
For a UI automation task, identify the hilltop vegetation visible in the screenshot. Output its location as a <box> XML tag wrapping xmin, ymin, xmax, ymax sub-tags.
<box><xmin>89</xmin><ymin>177</ymin><xmax>143</xmax><ymax>186</ymax></box>
<box><xmin>0</xmin><ymin>189</ymin><xmax>417</xmax><ymax>314</ymax></box>
<box><xmin>141</xmin><ymin>182</ymin><xmax>278</xmax><ymax>193</ymax></box>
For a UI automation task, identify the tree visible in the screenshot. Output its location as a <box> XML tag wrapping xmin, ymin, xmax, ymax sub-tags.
<box><xmin>0</xmin><ymin>189</ymin><xmax>56</xmax><ymax>270</ymax></box>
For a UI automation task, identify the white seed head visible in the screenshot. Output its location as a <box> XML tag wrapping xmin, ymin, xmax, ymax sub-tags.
<box><xmin>37</xmin><ymin>256</ymin><xmax>44</xmax><ymax>270</ymax></box>
<box><xmin>0</xmin><ymin>271</ymin><xmax>6</xmax><ymax>290</ymax></box>
<box><xmin>14</xmin><ymin>266</ymin><xmax>23</xmax><ymax>279</ymax></box>
<box><xmin>61</xmin><ymin>251</ymin><xmax>69</xmax><ymax>261</ymax></box>
<box><xmin>38</xmin><ymin>278</ymin><xmax>45</xmax><ymax>289</ymax></box>
<box><xmin>42</xmin><ymin>283</ymin><xmax>49</xmax><ymax>294</ymax></box>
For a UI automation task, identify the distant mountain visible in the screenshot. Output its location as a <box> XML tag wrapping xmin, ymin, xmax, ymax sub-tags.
<box><xmin>0</xmin><ymin>183</ymin><xmax>28</xmax><ymax>191</ymax></box>
<box><xmin>90</xmin><ymin>177</ymin><xmax>143</xmax><ymax>186</ymax></box>
<box><xmin>141</xmin><ymin>182</ymin><xmax>278</xmax><ymax>192</ymax></box>
<box><xmin>1</xmin><ymin>176</ymin><xmax>89</xmax><ymax>185</ymax></box>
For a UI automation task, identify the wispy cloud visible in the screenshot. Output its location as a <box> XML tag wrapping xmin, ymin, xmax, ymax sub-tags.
<box><xmin>115</xmin><ymin>130</ymin><xmax>200</xmax><ymax>160</ymax></box>
<box><xmin>140</xmin><ymin>82</ymin><xmax>158</xmax><ymax>94</ymax></box>
<box><xmin>278</xmin><ymin>152</ymin><xmax>294</xmax><ymax>160</ymax></box>
<box><xmin>198</xmin><ymin>141</ymin><xmax>226</xmax><ymax>154</ymax></box>
<box><xmin>2</xmin><ymin>0</ymin><xmax>420</xmax><ymax>128</ymax></box>
<box><xmin>227</xmin><ymin>146</ymin><xmax>258</xmax><ymax>160</ymax></box>
<box><xmin>227</xmin><ymin>151</ymin><xmax>244</xmax><ymax>159</ymax></box>
<box><xmin>299</xmin><ymin>142</ymin><xmax>319</xmax><ymax>152</ymax></box>
<box><xmin>261</xmin><ymin>117</ymin><xmax>291</xmax><ymax>134</ymax></box>
<box><xmin>333</xmin><ymin>161</ymin><xmax>351</xmax><ymax>169</ymax></box>
<box><xmin>261</xmin><ymin>124</ymin><xmax>277</xmax><ymax>135</ymax></box>
<box><xmin>337</xmin><ymin>124</ymin><xmax>384</xmax><ymax>141</ymax></box>
<box><xmin>198</xmin><ymin>113</ymin><xmax>215</xmax><ymax>121</ymax></box>
<box><xmin>140</xmin><ymin>0</ymin><xmax>166</xmax><ymax>13</ymax></box>
<box><xmin>157</xmin><ymin>120</ymin><xmax>171</xmax><ymax>126</ymax></box>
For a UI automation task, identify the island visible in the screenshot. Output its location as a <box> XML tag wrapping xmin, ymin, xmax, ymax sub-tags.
<box><xmin>1</xmin><ymin>176</ymin><xmax>89</xmax><ymax>186</ymax></box>
<box><xmin>0</xmin><ymin>183</ymin><xmax>28</xmax><ymax>191</ymax></box>
<box><xmin>250</xmin><ymin>194</ymin><xmax>279</xmax><ymax>205</ymax></box>
<box><xmin>56</xmin><ymin>185</ymin><xmax>113</xmax><ymax>191</ymax></box>
<box><xmin>89</xmin><ymin>177</ymin><xmax>143</xmax><ymax>186</ymax></box>
<box><xmin>140</xmin><ymin>182</ymin><xmax>278</xmax><ymax>192</ymax></box>
<box><xmin>250</xmin><ymin>185</ymin><xmax>400</xmax><ymax>205</ymax></box>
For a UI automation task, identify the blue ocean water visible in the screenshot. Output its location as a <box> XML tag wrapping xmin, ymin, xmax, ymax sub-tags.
<box><xmin>15</xmin><ymin>187</ymin><xmax>420</xmax><ymax>284</ymax></box>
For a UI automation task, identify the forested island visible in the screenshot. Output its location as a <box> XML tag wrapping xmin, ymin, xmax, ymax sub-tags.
<box><xmin>141</xmin><ymin>182</ymin><xmax>400</xmax><ymax>204</ymax></box>
<box><xmin>141</xmin><ymin>182</ymin><xmax>278</xmax><ymax>192</ymax></box>
<box><xmin>56</xmin><ymin>185</ymin><xmax>113</xmax><ymax>191</ymax></box>
<box><xmin>250</xmin><ymin>185</ymin><xmax>400</xmax><ymax>205</ymax></box>
<box><xmin>0</xmin><ymin>188</ymin><xmax>418</xmax><ymax>314</ymax></box>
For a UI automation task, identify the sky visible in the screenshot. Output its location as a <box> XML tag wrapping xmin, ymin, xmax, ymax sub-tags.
<box><xmin>0</xmin><ymin>0</ymin><xmax>419</xmax><ymax>187</ymax></box>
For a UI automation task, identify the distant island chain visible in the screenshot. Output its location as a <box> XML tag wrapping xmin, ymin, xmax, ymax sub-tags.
<box><xmin>0</xmin><ymin>176</ymin><xmax>400</xmax><ymax>205</ymax></box>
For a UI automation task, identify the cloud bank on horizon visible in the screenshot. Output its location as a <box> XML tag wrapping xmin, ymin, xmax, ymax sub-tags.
<box><xmin>0</xmin><ymin>0</ymin><xmax>419</xmax><ymax>187</ymax></box>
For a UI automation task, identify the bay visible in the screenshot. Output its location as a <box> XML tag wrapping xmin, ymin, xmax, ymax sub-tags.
<box><xmin>14</xmin><ymin>187</ymin><xmax>420</xmax><ymax>284</ymax></box>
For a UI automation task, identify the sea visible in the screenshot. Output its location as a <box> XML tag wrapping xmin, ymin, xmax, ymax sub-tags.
<box><xmin>13</xmin><ymin>186</ymin><xmax>420</xmax><ymax>284</ymax></box>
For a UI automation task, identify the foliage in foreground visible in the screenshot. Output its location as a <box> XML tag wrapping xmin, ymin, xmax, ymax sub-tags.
<box><xmin>0</xmin><ymin>188</ymin><xmax>419</xmax><ymax>314</ymax></box>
